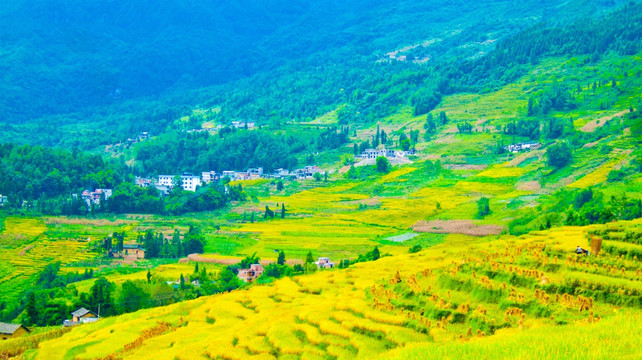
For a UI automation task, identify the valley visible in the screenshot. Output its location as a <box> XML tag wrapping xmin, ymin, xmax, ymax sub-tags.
<box><xmin>0</xmin><ymin>1</ymin><xmax>641</xmax><ymax>359</ymax></box>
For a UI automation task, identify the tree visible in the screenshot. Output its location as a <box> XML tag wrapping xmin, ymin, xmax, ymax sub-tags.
<box><xmin>372</xmin><ymin>246</ymin><xmax>380</xmax><ymax>260</ymax></box>
<box><xmin>217</xmin><ymin>268</ymin><xmax>242</xmax><ymax>292</ymax></box>
<box><xmin>376</xmin><ymin>156</ymin><xmax>390</xmax><ymax>173</ymax></box>
<box><xmin>313</xmin><ymin>172</ymin><xmax>322</xmax><ymax>181</ymax></box>
<box><xmin>183</xmin><ymin>226</ymin><xmax>205</xmax><ymax>255</ymax></box>
<box><xmin>276</xmin><ymin>180</ymin><xmax>284</xmax><ymax>191</ymax></box>
<box><xmin>476</xmin><ymin>197</ymin><xmax>491</xmax><ymax>218</ymax></box>
<box><xmin>146</xmin><ymin>270</ymin><xmax>152</xmax><ymax>284</ymax></box>
<box><xmin>547</xmin><ymin>142</ymin><xmax>573</xmax><ymax>168</ymax></box>
<box><xmin>24</xmin><ymin>292</ymin><xmax>39</xmax><ymax>326</ymax></box>
<box><xmin>399</xmin><ymin>132</ymin><xmax>410</xmax><ymax>150</ymax></box>
<box><xmin>277</xmin><ymin>250</ymin><xmax>286</xmax><ymax>265</ymax></box>
<box><xmin>527</xmin><ymin>97</ymin><xmax>535</xmax><ymax>116</ymax></box>
<box><xmin>194</xmin><ymin>262</ymin><xmax>199</xmax><ymax>274</ymax></box>
<box><xmin>180</xmin><ymin>274</ymin><xmax>186</xmax><ymax>289</ymax></box>
<box><xmin>439</xmin><ymin>111</ymin><xmax>448</xmax><ymax>125</ymax></box>
<box><xmin>265</xmin><ymin>206</ymin><xmax>274</xmax><ymax>219</ymax></box>
<box><xmin>89</xmin><ymin>277</ymin><xmax>115</xmax><ymax>316</ymax></box>
<box><xmin>305</xmin><ymin>251</ymin><xmax>314</xmax><ymax>265</ymax></box>
<box><xmin>410</xmin><ymin>130</ymin><xmax>420</xmax><ymax>144</ymax></box>
<box><xmin>281</xmin><ymin>204</ymin><xmax>286</xmax><ymax>219</ymax></box>
<box><xmin>119</xmin><ymin>281</ymin><xmax>150</xmax><ymax>313</ymax></box>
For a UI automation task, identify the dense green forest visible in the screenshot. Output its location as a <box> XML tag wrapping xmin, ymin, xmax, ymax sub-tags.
<box><xmin>0</xmin><ymin>0</ymin><xmax>627</xmax><ymax>149</ymax></box>
<box><xmin>0</xmin><ymin>143</ymin><xmax>125</xmax><ymax>202</ymax></box>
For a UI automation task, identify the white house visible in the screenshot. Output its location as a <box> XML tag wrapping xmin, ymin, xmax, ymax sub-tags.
<box><xmin>201</xmin><ymin>171</ymin><xmax>218</xmax><ymax>183</ymax></box>
<box><xmin>157</xmin><ymin>173</ymin><xmax>202</xmax><ymax>192</ymax></box>
<box><xmin>315</xmin><ymin>257</ymin><xmax>335</xmax><ymax>269</ymax></box>
<box><xmin>180</xmin><ymin>173</ymin><xmax>202</xmax><ymax>192</ymax></box>
<box><xmin>158</xmin><ymin>175</ymin><xmax>174</xmax><ymax>187</ymax></box>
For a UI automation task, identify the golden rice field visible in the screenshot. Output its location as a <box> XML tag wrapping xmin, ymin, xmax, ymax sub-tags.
<box><xmin>0</xmin><ymin>217</ymin><xmax>121</xmax><ymax>305</ymax></box>
<box><xmin>568</xmin><ymin>152</ymin><xmax>629</xmax><ymax>189</ymax></box>
<box><xmin>29</xmin><ymin>219</ymin><xmax>642</xmax><ymax>360</ymax></box>
<box><xmin>70</xmin><ymin>263</ymin><xmax>218</xmax><ymax>294</ymax></box>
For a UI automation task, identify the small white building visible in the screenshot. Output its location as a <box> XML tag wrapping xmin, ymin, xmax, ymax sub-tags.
<box><xmin>0</xmin><ymin>195</ymin><xmax>7</xmax><ymax>205</ymax></box>
<box><xmin>315</xmin><ymin>257</ymin><xmax>335</xmax><ymax>269</ymax></box>
<box><xmin>179</xmin><ymin>173</ymin><xmax>202</xmax><ymax>192</ymax></box>
<box><xmin>201</xmin><ymin>171</ymin><xmax>218</xmax><ymax>183</ymax></box>
<box><xmin>158</xmin><ymin>175</ymin><xmax>174</xmax><ymax>187</ymax></box>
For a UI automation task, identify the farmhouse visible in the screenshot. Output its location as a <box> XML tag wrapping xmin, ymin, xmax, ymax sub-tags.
<box><xmin>64</xmin><ymin>308</ymin><xmax>100</xmax><ymax>326</ymax></box>
<box><xmin>315</xmin><ymin>257</ymin><xmax>335</xmax><ymax>269</ymax></box>
<box><xmin>122</xmin><ymin>244</ymin><xmax>146</xmax><ymax>259</ymax></box>
<box><xmin>237</xmin><ymin>264</ymin><xmax>264</xmax><ymax>282</ymax></box>
<box><xmin>359</xmin><ymin>148</ymin><xmax>396</xmax><ymax>159</ymax></box>
<box><xmin>504</xmin><ymin>142</ymin><xmax>541</xmax><ymax>153</ymax></box>
<box><xmin>0</xmin><ymin>322</ymin><xmax>29</xmax><ymax>340</ymax></box>
<box><xmin>0</xmin><ymin>195</ymin><xmax>7</xmax><ymax>205</ymax></box>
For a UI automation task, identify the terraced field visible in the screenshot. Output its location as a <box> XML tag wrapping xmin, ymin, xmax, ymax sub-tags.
<box><xmin>30</xmin><ymin>219</ymin><xmax>642</xmax><ymax>360</ymax></box>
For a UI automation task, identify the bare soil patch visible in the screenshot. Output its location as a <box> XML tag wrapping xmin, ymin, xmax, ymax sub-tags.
<box><xmin>412</xmin><ymin>219</ymin><xmax>504</xmax><ymax>236</ymax></box>
<box><xmin>579</xmin><ymin>110</ymin><xmax>629</xmax><ymax>132</ymax></box>
<box><xmin>18</xmin><ymin>245</ymin><xmax>34</xmax><ymax>256</ymax></box>
<box><xmin>434</xmin><ymin>134</ymin><xmax>458</xmax><ymax>143</ymax></box>
<box><xmin>516</xmin><ymin>181</ymin><xmax>541</xmax><ymax>191</ymax></box>
<box><xmin>583</xmin><ymin>141</ymin><xmax>599</xmax><ymax>148</ymax></box>
<box><xmin>507</xmin><ymin>151</ymin><xmax>540</xmax><ymax>167</ymax></box>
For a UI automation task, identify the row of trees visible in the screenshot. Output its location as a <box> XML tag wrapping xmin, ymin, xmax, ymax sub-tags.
<box><xmin>102</xmin><ymin>227</ymin><xmax>206</xmax><ymax>259</ymax></box>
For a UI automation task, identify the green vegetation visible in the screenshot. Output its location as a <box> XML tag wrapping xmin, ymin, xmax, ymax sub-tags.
<box><xmin>2</xmin><ymin>1</ymin><xmax>642</xmax><ymax>359</ymax></box>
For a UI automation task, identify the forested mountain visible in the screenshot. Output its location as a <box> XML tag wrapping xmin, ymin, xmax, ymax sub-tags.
<box><xmin>0</xmin><ymin>0</ymin><xmax>627</xmax><ymax>149</ymax></box>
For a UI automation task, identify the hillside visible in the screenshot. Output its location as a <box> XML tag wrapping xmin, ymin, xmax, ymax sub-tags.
<box><xmin>1</xmin><ymin>1</ymin><xmax>642</xmax><ymax>359</ymax></box>
<box><xmin>18</xmin><ymin>221</ymin><xmax>642</xmax><ymax>359</ymax></box>
<box><xmin>0</xmin><ymin>0</ymin><xmax>628</xmax><ymax>149</ymax></box>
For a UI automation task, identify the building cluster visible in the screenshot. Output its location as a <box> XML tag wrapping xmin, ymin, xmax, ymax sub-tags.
<box><xmin>134</xmin><ymin>165</ymin><xmax>323</xmax><ymax>194</ymax></box>
<box><xmin>356</xmin><ymin>148</ymin><xmax>415</xmax><ymax>160</ymax></box>
<box><xmin>80</xmin><ymin>189</ymin><xmax>113</xmax><ymax>207</ymax></box>
<box><xmin>125</xmin><ymin>132</ymin><xmax>150</xmax><ymax>146</ymax></box>
<box><xmin>504</xmin><ymin>142</ymin><xmax>541</xmax><ymax>153</ymax></box>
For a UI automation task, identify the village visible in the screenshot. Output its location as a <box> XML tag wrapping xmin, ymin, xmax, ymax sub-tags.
<box><xmin>0</xmin><ymin>253</ymin><xmax>338</xmax><ymax>336</ymax></box>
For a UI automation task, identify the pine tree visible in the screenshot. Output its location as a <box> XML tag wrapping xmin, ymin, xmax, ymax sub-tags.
<box><xmin>277</xmin><ymin>250</ymin><xmax>286</xmax><ymax>265</ymax></box>
<box><xmin>146</xmin><ymin>270</ymin><xmax>152</xmax><ymax>283</ymax></box>
<box><xmin>372</xmin><ymin>246</ymin><xmax>380</xmax><ymax>260</ymax></box>
<box><xmin>281</xmin><ymin>204</ymin><xmax>286</xmax><ymax>219</ymax></box>
<box><xmin>25</xmin><ymin>292</ymin><xmax>39</xmax><ymax>326</ymax></box>
<box><xmin>305</xmin><ymin>251</ymin><xmax>314</xmax><ymax>264</ymax></box>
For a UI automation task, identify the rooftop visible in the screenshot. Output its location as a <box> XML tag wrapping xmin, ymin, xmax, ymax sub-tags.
<box><xmin>71</xmin><ymin>308</ymin><xmax>97</xmax><ymax>318</ymax></box>
<box><xmin>0</xmin><ymin>322</ymin><xmax>27</xmax><ymax>335</ymax></box>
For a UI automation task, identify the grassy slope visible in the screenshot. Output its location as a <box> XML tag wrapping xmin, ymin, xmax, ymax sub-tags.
<box><xmin>4</xmin><ymin>51</ymin><xmax>642</xmax><ymax>357</ymax></box>
<box><xmin>27</xmin><ymin>219</ymin><xmax>642</xmax><ymax>360</ymax></box>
